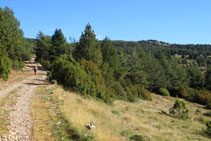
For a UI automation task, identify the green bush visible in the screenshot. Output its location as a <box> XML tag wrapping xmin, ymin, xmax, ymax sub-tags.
<box><xmin>126</xmin><ymin>86</ymin><xmax>139</xmax><ymax>102</ymax></box>
<box><xmin>177</xmin><ymin>86</ymin><xmax>211</xmax><ymax>107</ymax></box>
<box><xmin>0</xmin><ymin>54</ymin><xmax>12</xmax><ymax>80</ymax></box>
<box><xmin>50</xmin><ymin>55</ymin><xmax>113</xmax><ymax>103</ymax></box>
<box><xmin>204</xmin><ymin>120</ymin><xmax>211</xmax><ymax>137</ymax></box>
<box><xmin>40</xmin><ymin>59</ymin><xmax>52</xmax><ymax>70</ymax></box>
<box><xmin>194</xmin><ymin>90</ymin><xmax>211</xmax><ymax>105</ymax></box>
<box><xmin>138</xmin><ymin>87</ymin><xmax>152</xmax><ymax>101</ymax></box>
<box><xmin>129</xmin><ymin>134</ymin><xmax>144</xmax><ymax>141</ymax></box>
<box><xmin>113</xmin><ymin>82</ymin><xmax>127</xmax><ymax>100</ymax></box>
<box><xmin>51</xmin><ymin>79</ymin><xmax>58</xmax><ymax>85</ymax></box>
<box><xmin>198</xmin><ymin>116</ymin><xmax>209</xmax><ymax>124</ymax></box>
<box><xmin>177</xmin><ymin>86</ymin><xmax>196</xmax><ymax>101</ymax></box>
<box><xmin>159</xmin><ymin>88</ymin><xmax>170</xmax><ymax>96</ymax></box>
<box><xmin>169</xmin><ymin>98</ymin><xmax>189</xmax><ymax>119</ymax></box>
<box><xmin>12</xmin><ymin>59</ymin><xmax>24</xmax><ymax>70</ymax></box>
<box><xmin>120</xmin><ymin>130</ymin><xmax>132</xmax><ymax>137</ymax></box>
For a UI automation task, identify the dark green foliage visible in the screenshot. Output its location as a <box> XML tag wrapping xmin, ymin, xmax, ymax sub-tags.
<box><xmin>21</xmin><ymin>39</ymin><xmax>34</xmax><ymax>61</ymax></box>
<box><xmin>50</xmin><ymin>55</ymin><xmax>113</xmax><ymax>103</ymax></box>
<box><xmin>125</xmin><ymin>86</ymin><xmax>139</xmax><ymax>102</ymax></box>
<box><xmin>73</xmin><ymin>24</ymin><xmax>103</xmax><ymax>66</ymax></box>
<box><xmin>187</xmin><ymin>66</ymin><xmax>205</xmax><ymax>88</ymax></box>
<box><xmin>35</xmin><ymin>29</ymin><xmax>68</xmax><ymax>70</ymax></box>
<box><xmin>37</xmin><ymin>24</ymin><xmax>211</xmax><ymax>105</ymax></box>
<box><xmin>101</xmin><ymin>37</ymin><xmax>120</xmax><ymax>72</ymax></box>
<box><xmin>138</xmin><ymin>87</ymin><xmax>152</xmax><ymax>101</ymax></box>
<box><xmin>80</xmin><ymin>59</ymin><xmax>116</xmax><ymax>103</ymax></box>
<box><xmin>194</xmin><ymin>90</ymin><xmax>211</xmax><ymax>105</ymax></box>
<box><xmin>50</xmin><ymin>29</ymin><xmax>66</xmax><ymax>61</ymax></box>
<box><xmin>51</xmin><ymin>79</ymin><xmax>58</xmax><ymax>85</ymax></box>
<box><xmin>50</xmin><ymin>55</ymin><xmax>89</xmax><ymax>93</ymax></box>
<box><xmin>205</xmin><ymin>66</ymin><xmax>211</xmax><ymax>90</ymax></box>
<box><xmin>0</xmin><ymin>54</ymin><xmax>12</xmax><ymax>80</ymax></box>
<box><xmin>124</xmin><ymin>86</ymin><xmax>152</xmax><ymax>102</ymax></box>
<box><xmin>169</xmin><ymin>98</ymin><xmax>189</xmax><ymax>119</ymax></box>
<box><xmin>0</xmin><ymin>7</ymin><xmax>29</xmax><ymax>79</ymax></box>
<box><xmin>129</xmin><ymin>134</ymin><xmax>144</xmax><ymax>141</ymax></box>
<box><xmin>36</xmin><ymin>32</ymin><xmax>51</xmax><ymax>62</ymax></box>
<box><xmin>204</xmin><ymin>121</ymin><xmax>211</xmax><ymax>137</ymax></box>
<box><xmin>176</xmin><ymin>86</ymin><xmax>197</xmax><ymax>101</ymax></box>
<box><xmin>113</xmin><ymin>82</ymin><xmax>127</xmax><ymax>100</ymax></box>
<box><xmin>159</xmin><ymin>88</ymin><xmax>170</xmax><ymax>96</ymax></box>
<box><xmin>79</xmin><ymin>59</ymin><xmax>106</xmax><ymax>98</ymax></box>
<box><xmin>176</xmin><ymin>86</ymin><xmax>211</xmax><ymax>105</ymax></box>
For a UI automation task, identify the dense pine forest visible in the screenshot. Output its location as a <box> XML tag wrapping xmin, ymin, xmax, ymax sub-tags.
<box><xmin>1</xmin><ymin>7</ymin><xmax>211</xmax><ymax>108</ymax></box>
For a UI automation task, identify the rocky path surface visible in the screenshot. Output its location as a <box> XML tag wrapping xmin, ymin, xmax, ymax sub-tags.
<box><xmin>0</xmin><ymin>60</ymin><xmax>48</xmax><ymax>141</ymax></box>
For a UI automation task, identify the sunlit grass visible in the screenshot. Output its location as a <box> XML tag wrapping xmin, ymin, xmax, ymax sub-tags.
<box><xmin>53</xmin><ymin>86</ymin><xmax>211</xmax><ymax>140</ymax></box>
<box><xmin>31</xmin><ymin>85</ymin><xmax>211</xmax><ymax>140</ymax></box>
<box><xmin>31</xmin><ymin>86</ymin><xmax>57</xmax><ymax>141</ymax></box>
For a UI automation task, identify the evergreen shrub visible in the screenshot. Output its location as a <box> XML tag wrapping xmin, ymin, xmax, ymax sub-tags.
<box><xmin>50</xmin><ymin>55</ymin><xmax>113</xmax><ymax>103</ymax></box>
<box><xmin>113</xmin><ymin>82</ymin><xmax>127</xmax><ymax>100</ymax></box>
<box><xmin>0</xmin><ymin>54</ymin><xmax>12</xmax><ymax>80</ymax></box>
<box><xmin>204</xmin><ymin>121</ymin><xmax>211</xmax><ymax>137</ymax></box>
<box><xmin>138</xmin><ymin>87</ymin><xmax>152</xmax><ymax>101</ymax></box>
<box><xmin>51</xmin><ymin>79</ymin><xmax>58</xmax><ymax>85</ymax></box>
<box><xmin>177</xmin><ymin>86</ymin><xmax>196</xmax><ymax>101</ymax></box>
<box><xmin>169</xmin><ymin>98</ymin><xmax>189</xmax><ymax>119</ymax></box>
<box><xmin>195</xmin><ymin>90</ymin><xmax>211</xmax><ymax>105</ymax></box>
<box><xmin>129</xmin><ymin>134</ymin><xmax>144</xmax><ymax>141</ymax></box>
<box><xmin>159</xmin><ymin>88</ymin><xmax>170</xmax><ymax>96</ymax></box>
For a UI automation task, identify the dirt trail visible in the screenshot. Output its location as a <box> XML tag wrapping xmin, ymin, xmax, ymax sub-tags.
<box><xmin>0</xmin><ymin>59</ymin><xmax>48</xmax><ymax>141</ymax></box>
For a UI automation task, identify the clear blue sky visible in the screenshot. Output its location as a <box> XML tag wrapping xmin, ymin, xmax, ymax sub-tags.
<box><xmin>0</xmin><ymin>0</ymin><xmax>211</xmax><ymax>44</ymax></box>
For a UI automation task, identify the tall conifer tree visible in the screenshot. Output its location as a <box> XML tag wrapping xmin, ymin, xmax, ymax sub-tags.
<box><xmin>50</xmin><ymin>29</ymin><xmax>66</xmax><ymax>61</ymax></box>
<box><xmin>73</xmin><ymin>24</ymin><xmax>102</xmax><ymax>66</ymax></box>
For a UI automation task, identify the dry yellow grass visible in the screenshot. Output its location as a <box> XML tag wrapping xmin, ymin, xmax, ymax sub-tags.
<box><xmin>32</xmin><ymin>85</ymin><xmax>211</xmax><ymax>140</ymax></box>
<box><xmin>52</xmin><ymin>86</ymin><xmax>211</xmax><ymax>141</ymax></box>
<box><xmin>31</xmin><ymin>86</ymin><xmax>57</xmax><ymax>141</ymax></box>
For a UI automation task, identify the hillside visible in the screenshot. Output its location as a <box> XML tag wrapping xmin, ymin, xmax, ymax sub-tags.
<box><xmin>32</xmin><ymin>85</ymin><xmax>211</xmax><ymax>140</ymax></box>
<box><xmin>0</xmin><ymin>6</ymin><xmax>211</xmax><ymax>141</ymax></box>
<box><xmin>0</xmin><ymin>60</ymin><xmax>210</xmax><ymax>140</ymax></box>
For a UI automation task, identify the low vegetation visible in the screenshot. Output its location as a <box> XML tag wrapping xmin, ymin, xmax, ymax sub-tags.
<box><xmin>158</xmin><ymin>88</ymin><xmax>170</xmax><ymax>96</ymax></box>
<box><xmin>169</xmin><ymin>98</ymin><xmax>189</xmax><ymax>119</ymax></box>
<box><xmin>32</xmin><ymin>85</ymin><xmax>211</xmax><ymax>140</ymax></box>
<box><xmin>204</xmin><ymin>121</ymin><xmax>211</xmax><ymax>137</ymax></box>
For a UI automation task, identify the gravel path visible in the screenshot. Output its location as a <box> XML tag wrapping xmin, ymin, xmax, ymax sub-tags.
<box><xmin>0</xmin><ymin>61</ymin><xmax>48</xmax><ymax>141</ymax></box>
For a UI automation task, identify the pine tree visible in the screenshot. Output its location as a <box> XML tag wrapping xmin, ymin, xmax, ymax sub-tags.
<box><xmin>187</xmin><ymin>65</ymin><xmax>205</xmax><ymax>88</ymax></box>
<box><xmin>101</xmin><ymin>37</ymin><xmax>119</xmax><ymax>68</ymax></box>
<box><xmin>36</xmin><ymin>32</ymin><xmax>51</xmax><ymax>61</ymax></box>
<box><xmin>50</xmin><ymin>29</ymin><xmax>66</xmax><ymax>61</ymax></box>
<box><xmin>73</xmin><ymin>24</ymin><xmax>102</xmax><ymax>66</ymax></box>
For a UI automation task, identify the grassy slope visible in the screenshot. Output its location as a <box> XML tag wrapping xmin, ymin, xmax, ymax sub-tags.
<box><xmin>32</xmin><ymin>85</ymin><xmax>211</xmax><ymax>141</ymax></box>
